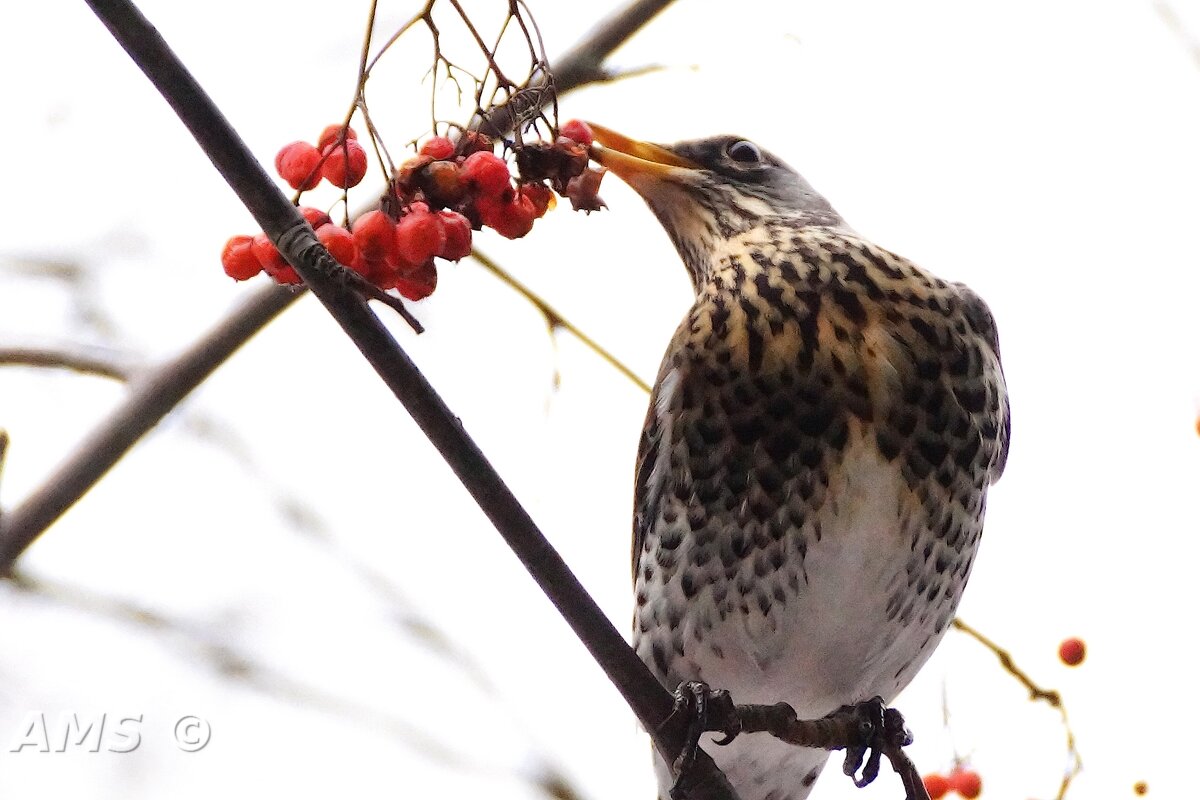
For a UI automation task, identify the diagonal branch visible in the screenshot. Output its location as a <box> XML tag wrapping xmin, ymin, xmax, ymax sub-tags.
<box><xmin>10</xmin><ymin>1</ymin><xmax>735</xmax><ymax>799</ymax></box>
<box><xmin>0</xmin><ymin>0</ymin><xmax>677</xmax><ymax>567</ymax></box>
<box><xmin>0</xmin><ymin>285</ymin><xmax>300</xmax><ymax>567</ymax></box>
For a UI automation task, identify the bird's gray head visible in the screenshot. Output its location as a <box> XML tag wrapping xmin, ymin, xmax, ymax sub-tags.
<box><xmin>588</xmin><ymin>124</ymin><xmax>845</xmax><ymax>286</ymax></box>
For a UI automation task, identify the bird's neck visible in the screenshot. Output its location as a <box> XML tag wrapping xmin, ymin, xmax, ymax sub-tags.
<box><xmin>681</xmin><ymin>217</ymin><xmax>837</xmax><ymax>295</ymax></box>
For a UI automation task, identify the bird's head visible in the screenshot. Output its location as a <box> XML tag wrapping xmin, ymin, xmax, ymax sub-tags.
<box><xmin>587</xmin><ymin>124</ymin><xmax>845</xmax><ymax>287</ymax></box>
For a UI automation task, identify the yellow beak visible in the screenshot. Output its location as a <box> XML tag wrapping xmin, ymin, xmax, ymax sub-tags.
<box><xmin>586</xmin><ymin>123</ymin><xmax>698</xmax><ymax>182</ymax></box>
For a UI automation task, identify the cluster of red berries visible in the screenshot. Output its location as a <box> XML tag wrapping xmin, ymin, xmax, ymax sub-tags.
<box><xmin>276</xmin><ymin>124</ymin><xmax>369</xmax><ymax>191</ymax></box>
<box><xmin>923</xmin><ymin>768</ymin><xmax>982</xmax><ymax>799</ymax></box>
<box><xmin>221</xmin><ymin>120</ymin><xmax>603</xmax><ymax>302</ymax></box>
<box><xmin>1058</xmin><ymin>636</ymin><xmax>1086</xmax><ymax>667</ymax></box>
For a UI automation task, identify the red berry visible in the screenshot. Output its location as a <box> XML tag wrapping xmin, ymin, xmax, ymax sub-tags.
<box><xmin>351</xmin><ymin>253</ymin><xmax>388</xmax><ymax>282</ymax></box>
<box><xmin>518</xmin><ymin>182</ymin><xmax>553</xmax><ymax>218</ymax></box>
<box><xmin>1059</xmin><ymin>637</ymin><xmax>1086</xmax><ymax>666</ymax></box>
<box><xmin>299</xmin><ymin>206</ymin><xmax>331</xmax><ymax>229</ymax></box>
<box><xmin>275</xmin><ymin>141</ymin><xmax>322</xmax><ymax>191</ymax></box>
<box><xmin>322</xmin><ymin>139</ymin><xmax>369</xmax><ymax>188</ymax></box>
<box><xmin>220</xmin><ymin>235</ymin><xmax>261</xmax><ymax>281</ymax></box>
<box><xmin>394</xmin><ymin>258</ymin><xmax>438</xmax><ymax>301</ymax></box>
<box><xmin>480</xmin><ymin>192</ymin><xmax>536</xmax><ymax>240</ymax></box>
<box><xmin>922</xmin><ymin>774</ymin><xmax>950</xmax><ymax>800</ymax></box>
<box><xmin>317</xmin><ymin>124</ymin><xmax>357</xmax><ymax>152</ymax></box>
<box><xmin>494</xmin><ymin>194</ymin><xmax>537</xmax><ymax>241</ymax></box>
<box><xmin>419</xmin><ymin>135</ymin><xmax>455</xmax><ymax>160</ymax></box>
<box><xmin>352</xmin><ymin>210</ymin><xmax>399</xmax><ymax>265</ymax></box>
<box><xmin>559</xmin><ymin>119</ymin><xmax>593</xmax><ymax>148</ymax></box>
<box><xmin>251</xmin><ymin>232</ymin><xmax>300</xmax><ymax>284</ymax></box>
<box><xmin>438</xmin><ymin>211</ymin><xmax>472</xmax><ymax>261</ymax></box>
<box><xmin>315</xmin><ymin>223</ymin><xmax>356</xmax><ymax>266</ymax></box>
<box><xmin>395</xmin><ymin>208</ymin><xmax>447</xmax><ymax>267</ymax></box>
<box><xmin>950</xmin><ymin>769</ymin><xmax>982</xmax><ymax>800</ymax></box>
<box><xmin>460</xmin><ymin>151</ymin><xmax>512</xmax><ymax>197</ymax></box>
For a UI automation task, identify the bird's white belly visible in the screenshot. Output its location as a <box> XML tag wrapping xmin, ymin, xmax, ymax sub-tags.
<box><xmin>681</xmin><ymin>436</ymin><xmax>937</xmax><ymax>715</ymax></box>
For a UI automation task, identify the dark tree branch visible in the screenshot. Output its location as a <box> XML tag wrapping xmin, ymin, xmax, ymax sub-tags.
<box><xmin>5</xmin><ymin>1</ymin><xmax>737</xmax><ymax>798</ymax></box>
<box><xmin>0</xmin><ymin>0</ymin><xmax>675</xmax><ymax>565</ymax></box>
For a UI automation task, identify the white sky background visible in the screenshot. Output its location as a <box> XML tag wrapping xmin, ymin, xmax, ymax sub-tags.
<box><xmin>2</xmin><ymin>1</ymin><xmax>1199</xmax><ymax>798</ymax></box>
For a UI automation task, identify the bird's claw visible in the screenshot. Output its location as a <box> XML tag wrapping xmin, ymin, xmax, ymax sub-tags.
<box><xmin>666</xmin><ymin>681</ymin><xmax>741</xmax><ymax>800</ymax></box>
<box><xmin>837</xmin><ymin>697</ymin><xmax>913</xmax><ymax>789</ymax></box>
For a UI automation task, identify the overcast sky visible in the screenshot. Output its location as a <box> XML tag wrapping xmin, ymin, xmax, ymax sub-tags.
<box><xmin>2</xmin><ymin>2</ymin><xmax>1199</xmax><ymax>799</ymax></box>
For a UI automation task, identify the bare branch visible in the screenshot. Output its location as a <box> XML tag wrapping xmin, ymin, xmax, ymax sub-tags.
<box><xmin>0</xmin><ymin>342</ymin><xmax>138</xmax><ymax>381</ymax></box>
<box><xmin>470</xmin><ymin>248</ymin><xmax>650</xmax><ymax>393</ymax></box>
<box><xmin>2</xmin><ymin>0</ymin><xmax>677</xmax><ymax>565</ymax></box>
<box><xmin>952</xmin><ymin>618</ymin><xmax>1082</xmax><ymax>799</ymax></box>
<box><xmin>0</xmin><ymin>284</ymin><xmax>300</xmax><ymax>568</ymax></box>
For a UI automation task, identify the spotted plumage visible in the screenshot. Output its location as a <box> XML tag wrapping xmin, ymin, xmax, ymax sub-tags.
<box><xmin>590</xmin><ymin>126</ymin><xmax>1009</xmax><ymax>800</ymax></box>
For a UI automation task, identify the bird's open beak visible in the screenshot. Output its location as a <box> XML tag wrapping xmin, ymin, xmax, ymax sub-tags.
<box><xmin>586</xmin><ymin>123</ymin><xmax>698</xmax><ymax>183</ymax></box>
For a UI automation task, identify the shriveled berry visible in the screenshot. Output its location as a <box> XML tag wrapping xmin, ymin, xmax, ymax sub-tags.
<box><xmin>1059</xmin><ymin>637</ymin><xmax>1086</xmax><ymax>666</ymax></box>
<box><xmin>275</xmin><ymin>141</ymin><xmax>323</xmax><ymax>191</ymax></box>
<box><xmin>395</xmin><ymin>208</ymin><xmax>447</xmax><ymax>266</ymax></box>
<box><xmin>461</xmin><ymin>151</ymin><xmax>512</xmax><ymax>197</ymax></box>
<box><xmin>950</xmin><ymin>769</ymin><xmax>982</xmax><ymax>800</ymax></box>
<box><xmin>322</xmin><ymin>139</ymin><xmax>369</xmax><ymax>188</ymax></box>
<box><xmin>299</xmin><ymin>206</ymin><xmax>331</xmax><ymax>229</ymax></box>
<box><xmin>457</xmin><ymin>130</ymin><xmax>493</xmax><ymax>155</ymax></box>
<box><xmin>221</xmin><ymin>235</ymin><xmax>261</xmax><ymax>281</ymax></box>
<box><xmin>421</xmin><ymin>160</ymin><xmax>465</xmax><ymax>206</ymax></box>
<box><xmin>252</xmin><ymin>233</ymin><xmax>300</xmax><ymax>284</ymax></box>
<box><xmin>518</xmin><ymin>182</ymin><xmax>553</xmax><ymax>218</ymax></box>
<box><xmin>317</xmin><ymin>124</ymin><xmax>357</xmax><ymax>152</ymax></box>
<box><xmin>394</xmin><ymin>258</ymin><xmax>438</xmax><ymax>301</ymax></box>
<box><xmin>395</xmin><ymin>155</ymin><xmax>434</xmax><ymax>194</ymax></box>
<box><xmin>315</xmin><ymin>223</ymin><xmax>356</xmax><ymax>266</ymax></box>
<box><xmin>565</xmin><ymin>167</ymin><xmax>607</xmax><ymax>212</ymax></box>
<box><xmin>419</xmin><ymin>135</ymin><xmax>455</xmax><ymax>160</ymax></box>
<box><xmin>438</xmin><ymin>211</ymin><xmax>472</xmax><ymax>261</ymax></box>
<box><xmin>352</xmin><ymin>210</ymin><xmax>399</xmax><ymax>265</ymax></box>
<box><xmin>922</xmin><ymin>774</ymin><xmax>950</xmax><ymax>800</ymax></box>
<box><xmin>559</xmin><ymin>119</ymin><xmax>594</xmax><ymax>147</ymax></box>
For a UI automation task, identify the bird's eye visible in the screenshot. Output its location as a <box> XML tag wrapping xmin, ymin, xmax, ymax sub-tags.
<box><xmin>726</xmin><ymin>140</ymin><xmax>763</xmax><ymax>164</ymax></box>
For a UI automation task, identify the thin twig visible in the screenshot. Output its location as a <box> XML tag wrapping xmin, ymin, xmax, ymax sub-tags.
<box><xmin>0</xmin><ymin>344</ymin><xmax>137</xmax><ymax>381</ymax></box>
<box><xmin>951</xmin><ymin>617</ymin><xmax>1082</xmax><ymax>799</ymax></box>
<box><xmin>0</xmin><ymin>0</ymin><xmax>677</xmax><ymax>568</ymax></box>
<box><xmin>471</xmin><ymin>248</ymin><xmax>650</xmax><ymax>393</ymax></box>
<box><xmin>0</xmin><ymin>284</ymin><xmax>300</xmax><ymax>569</ymax></box>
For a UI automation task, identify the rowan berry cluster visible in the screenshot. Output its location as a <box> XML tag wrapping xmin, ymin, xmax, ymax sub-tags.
<box><xmin>221</xmin><ymin>120</ymin><xmax>604</xmax><ymax>302</ymax></box>
<box><xmin>923</xmin><ymin>767</ymin><xmax>982</xmax><ymax>800</ymax></box>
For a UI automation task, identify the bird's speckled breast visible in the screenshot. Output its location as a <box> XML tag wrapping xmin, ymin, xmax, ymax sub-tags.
<box><xmin>632</xmin><ymin>223</ymin><xmax>1009</xmax><ymax>799</ymax></box>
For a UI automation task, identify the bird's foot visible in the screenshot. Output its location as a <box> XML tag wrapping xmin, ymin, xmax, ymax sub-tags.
<box><xmin>829</xmin><ymin>697</ymin><xmax>914</xmax><ymax>789</ymax></box>
<box><xmin>665</xmin><ymin>681</ymin><xmax>741</xmax><ymax>800</ymax></box>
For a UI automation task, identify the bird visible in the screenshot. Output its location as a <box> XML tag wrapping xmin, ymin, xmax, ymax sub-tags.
<box><xmin>587</xmin><ymin>124</ymin><xmax>1010</xmax><ymax>800</ymax></box>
